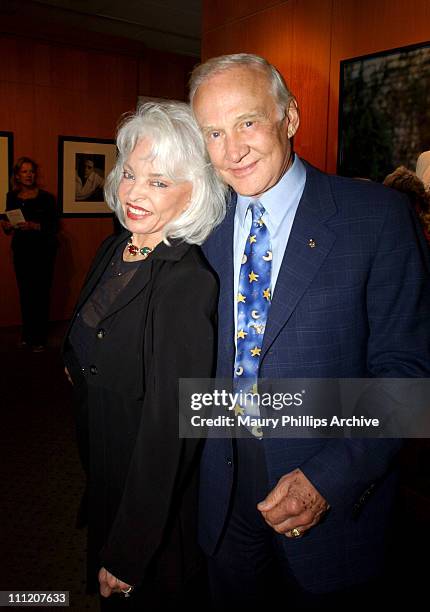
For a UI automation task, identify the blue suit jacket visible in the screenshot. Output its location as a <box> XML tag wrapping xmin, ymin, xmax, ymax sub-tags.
<box><xmin>200</xmin><ymin>161</ymin><xmax>430</xmax><ymax>593</ymax></box>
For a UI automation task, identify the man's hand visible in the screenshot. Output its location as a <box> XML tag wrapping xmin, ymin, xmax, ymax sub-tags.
<box><xmin>257</xmin><ymin>468</ymin><xmax>329</xmax><ymax>537</ymax></box>
<box><xmin>98</xmin><ymin>567</ymin><xmax>133</xmax><ymax>598</ymax></box>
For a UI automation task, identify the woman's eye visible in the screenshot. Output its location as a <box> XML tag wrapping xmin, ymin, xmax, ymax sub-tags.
<box><xmin>122</xmin><ymin>171</ymin><xmax>134</xmax><ymax>180</ymax></box>
<box><xmin>151</xmin><ymin>180</ymin><xmax>168</xmax><ymax>188</ymax></box>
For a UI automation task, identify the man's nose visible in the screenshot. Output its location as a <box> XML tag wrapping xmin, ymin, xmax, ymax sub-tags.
<box><xmin>224</xmin><ymin>133</ymin><xmax>249</xmax><ymax>163</ymax></box>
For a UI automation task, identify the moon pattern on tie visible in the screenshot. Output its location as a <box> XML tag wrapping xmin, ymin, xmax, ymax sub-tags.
<box><xmin>234</xmin><ymin>201</ymin><xmax>272</xmax><ymax>419</ymax></box>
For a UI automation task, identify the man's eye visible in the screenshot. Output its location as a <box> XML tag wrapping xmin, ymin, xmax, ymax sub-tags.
<box><xmin>210</xmin><ymin>131</ymin><xmax>221</xmax><ymax>139</ymax></box>
<box><xmin>244</xmin><ymin>121</ymin><xmax>254</xmax><ymax>128</ymax></box>
<box><xmin>122</xmin><ymin>171</ymin><xmax>134</xmax><ymax>180</ymax></box>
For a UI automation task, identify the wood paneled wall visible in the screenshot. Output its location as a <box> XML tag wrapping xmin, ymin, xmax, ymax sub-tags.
<box><xmin>0</xmin><ymin>29</ymin><xmax>196</xmax><ymax>326</ymax></box>
<box><xmin>202</xmin><ymin>0</ymin><xmax>430</xmax><ymax>172</ymax></box>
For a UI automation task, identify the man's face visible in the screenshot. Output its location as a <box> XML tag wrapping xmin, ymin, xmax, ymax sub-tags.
<box><xmin>193</xmin><ymin>66</ymin><xmax>299</xmax><ymax>197</ymax></box>
<box><xmin>84</xmin><ymin>160</ymin><xmax>94</xmax><ymax>178</ymax></box>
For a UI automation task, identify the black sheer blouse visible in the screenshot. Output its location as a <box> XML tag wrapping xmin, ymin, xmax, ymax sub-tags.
<box><xmin>69</xmin><ymin>242</ymin><xmax>143</xmax><ymax>370</ymax></box>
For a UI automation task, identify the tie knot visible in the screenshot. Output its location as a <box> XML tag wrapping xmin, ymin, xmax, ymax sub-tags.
<box><xmin>249</xmin><ymin>200</ymin><xmax>266</xmax><ymax>225</ymax></box>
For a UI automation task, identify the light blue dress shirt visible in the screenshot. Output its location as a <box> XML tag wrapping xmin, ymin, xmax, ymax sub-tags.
<box><xmin>233</xmin><ymin>155</ymin><xmax>306</xmax><ymax>337</ymax></box>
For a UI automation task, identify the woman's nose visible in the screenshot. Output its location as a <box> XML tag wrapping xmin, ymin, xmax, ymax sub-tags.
<box><xmin>126</xmin><ymin>180</ymin><xmax>148</xmax><ymax>201</ymax></box>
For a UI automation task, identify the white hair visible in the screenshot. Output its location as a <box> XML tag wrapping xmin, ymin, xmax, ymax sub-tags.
<box><xmin>189</xmin><ymin>53</ymin><xmax>294</xmax><ymax>117</ymax></box>
<box><xmin>105</xmin><ymin>101</ymin><xmax>227</xmax><ymax>245</ymax></box>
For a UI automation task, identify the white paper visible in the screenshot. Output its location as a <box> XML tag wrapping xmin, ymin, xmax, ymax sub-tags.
<box><xmin>5</xmin><ymin>209</ymin><xmax>26</xmax><ymax>226</ymax></box>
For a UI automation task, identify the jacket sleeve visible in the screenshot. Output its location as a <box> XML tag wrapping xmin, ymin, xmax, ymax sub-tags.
<box><xmin>99</xmin><ymin>264</ymin><xmax>217</xmax><ymax>585</ymax></box>
<box><xmin>300</xmin><ymin>191</ymin><xmax>430</xmax><ymax>511</ymax></box>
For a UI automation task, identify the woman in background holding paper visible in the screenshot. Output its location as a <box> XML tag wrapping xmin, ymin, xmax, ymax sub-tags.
<box><xmin>1</xmin><ymin>157</ymin><xmax>58</xmax><ymax>351</ymax></box>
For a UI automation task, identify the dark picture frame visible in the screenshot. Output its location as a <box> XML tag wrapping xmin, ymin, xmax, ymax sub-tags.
<box><xmin>338</xmin><ymin>41</ymin><xmax>430</xmax><ymax>182</ymax></box>
<box><xmin>0</xmin><ymin>131</ymin><xmax>14</xmax><ymax>213</ymax></box>
<box><xmin>58</xmin><ymin>136</ymin><xmax>116</xmax><ymax>216</ymax></box>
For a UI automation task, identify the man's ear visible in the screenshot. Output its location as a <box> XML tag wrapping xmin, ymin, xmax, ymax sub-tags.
<box><xmin>286</xmin><ymin>99</ymin><xmax>300</xmax><ymax>139</ymax></box>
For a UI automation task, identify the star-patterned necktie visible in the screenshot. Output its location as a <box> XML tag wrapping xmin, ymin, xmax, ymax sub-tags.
<box><xmin>233</xmin><ymin>201</ymin><xmax>272</xmax><ymax>424</ymax></box>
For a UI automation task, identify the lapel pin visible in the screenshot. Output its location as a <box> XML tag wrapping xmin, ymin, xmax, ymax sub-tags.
<box><xmin>308</xmin><ymin>238</ymin><xmax>316</xmax><ymax>248</ymax></box>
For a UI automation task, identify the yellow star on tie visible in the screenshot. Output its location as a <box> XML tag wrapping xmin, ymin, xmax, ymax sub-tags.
<box><xmin>234</xmin><ymin>404</ymin><xmax>245</xmax><ymax>416</ymax></box>
<box><xmin>256</xmin><ymin>217</ymin><xmax>265</xmax><ymax>227</ymax></box>
<box><xmin>250</xmin><ymin>346</ymin><xmax>261</xmax><ymax>357</ymax></box>
<box><xmin>263</xmin><ymin>288</ymin><xmax>271</xmax><ymax>301</ymax></box>
<box><xmin>236</xmin><ymin>329</ymin><xmax>247</xmax><ymax>340</ymax></box>
<box><xmin>249</xmin><ymin>234</ymin><xmax>257</xmax><ymax>244</ymax></box>
<box><xmin>248</xmin><ymin>271</ymin><xmax>259</xmax><ymax>283</ymax></box>
<box><xmin>251</xmin><ymin>323</ymin><xmax>265</xmax><ymax>334</ymax></box>
<box><xmin>237</xmin><ymin>292</ymin><xmax>246</xmax><ymax>303</ymax></box>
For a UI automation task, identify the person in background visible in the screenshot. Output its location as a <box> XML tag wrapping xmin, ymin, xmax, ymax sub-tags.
<box><xmin>383</xmin><ymin>165</ymin><xmax>430</xmax><ymax>245</ymax></box>
<box><xmin>62</xmin><ymin>101</ymin><xmax>226</xmax><ymax>610</ymax></box>
<box><xmin>190</xmin><ymin>53</ymin><xmax>430</xmax><ymax>610</ymax></box>
<box><xmin>1</xmin><ymin>157</ymin><xmax>58</xmax><ymax>351</ymax></box>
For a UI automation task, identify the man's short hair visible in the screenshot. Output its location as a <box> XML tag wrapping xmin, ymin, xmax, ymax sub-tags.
<box><xmin>189</xmin><ymin>53</ymin><xmax>294</xmax><ymax>117</ymax></box>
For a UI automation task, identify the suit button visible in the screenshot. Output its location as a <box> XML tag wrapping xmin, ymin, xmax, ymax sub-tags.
<box><xmin>90</xmin><ymin>365</ymin><xmax>98</xmax><ymax>375</ymax></box>
<box><xmin>96</xmin><ymin>329</ymin><xmax>106</xmax><ymax>339</ymax></box>
<box><xmin>226</xmin><ymin>458</ymin><xmax>233</xmax><ymax>467</ymax></box>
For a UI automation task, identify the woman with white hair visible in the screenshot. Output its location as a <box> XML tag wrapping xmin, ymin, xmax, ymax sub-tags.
<box><xmin>63</xmin><ymin>101</ymin><xmax>226</xmax><ymax>609</ymax></box>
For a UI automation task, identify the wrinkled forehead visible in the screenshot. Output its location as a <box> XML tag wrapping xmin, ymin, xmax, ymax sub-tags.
<box><xmin>196</xmin><ymin>65</ymin><xmax>272</xmax><ymax>100</ymax></box>
<box><xmin>193</xmin><ymin>68</ymin><xmax>277</xmax><ymax>126</ymax></box>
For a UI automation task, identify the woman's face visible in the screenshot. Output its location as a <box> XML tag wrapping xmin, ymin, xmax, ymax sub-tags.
<box><xmin>118</xmin><ymin>139</ymin><xmax>192</xmax><ymax>247</ymax></box>
<box><xmin>16</xmin><ymin>163</ymin><xmax>36</xmax><ymax>188</ymax></box>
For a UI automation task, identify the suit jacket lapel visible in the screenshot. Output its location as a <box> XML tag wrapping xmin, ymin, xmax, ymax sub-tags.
<box><xmin>261</xmin><ymin>163</ymin><xmax>337</xmax><ymax>360</ymax></box>
<box><xmin>75</xmin><ymin>232</ymin><xmax>126</xmax><ymax>311</ymax></box>
<box><xmin>101</xmin><ymin>240</ymin><xmax>191</xmax><ymax>320</ymax></box>
<box><xmin>103</xmin><ymin>260</ymin><xmax>154</xmax><ymax>319</ymax></box>
<box><xmin>76</xmin><ymin>230</ymin><xmax>154</xmax><ymax>321</ymax></box>
<box><xmin>205</xmin><ymin>196</ymin><xmax>236</xmax><ymax>376</ymax></box>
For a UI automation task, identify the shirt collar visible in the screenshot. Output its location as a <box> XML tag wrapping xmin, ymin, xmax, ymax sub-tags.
<box><xmin>236</xmin><ymin>155</ymin><xmax>306</xmax><ymax>225</ymax></box>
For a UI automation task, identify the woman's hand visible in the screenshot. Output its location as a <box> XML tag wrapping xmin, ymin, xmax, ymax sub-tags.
<box><xmin>98</xmin><ymin>567</ymin><xmax>133</xmax><ymax>598</ymax></box>
<box><xmin>16</xmin><ymin>221</ymin><xmax>41</xmax><ymax>231</ymax></box>
<box><xmin>1</xmin><ymin>220</ymin><xmax>13</xmax><ymax>235</ymax></box>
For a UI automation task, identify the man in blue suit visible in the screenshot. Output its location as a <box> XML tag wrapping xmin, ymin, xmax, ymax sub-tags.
<box><xmin>190</xmin><ymin>54</ymin><xmax>430</xmax><ymax>609</ymax></box>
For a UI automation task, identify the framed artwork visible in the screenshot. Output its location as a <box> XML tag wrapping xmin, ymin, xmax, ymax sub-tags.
<box><xmin>0</xmin><ymin>131</ymin><xmax>13</xmax><ymax>213</ymax></box>
<box><xmin>58</xmin><ymin>136</ymin><xmax>117</xmax><ymax>216</ymax></box>
<box><xmin>338</xmin><ymin>41</ymin><xmax>430</xmax><ymax>182</ymax></box>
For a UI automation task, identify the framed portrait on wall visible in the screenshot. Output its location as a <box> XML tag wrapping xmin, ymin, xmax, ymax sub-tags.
<box><xmin>338</xmin><ymin>41</ymin><xmax>430</xmax><ymax>182</ymax></box>
<box><xmin>58</xmin><ymin>136</ymin><xmax>117</xmax><ymax>216</ymax></box>
<box><xmin>0</xmin><ymin>131</ymin><xmax>14</xmax><ymax>213</ymax></box>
